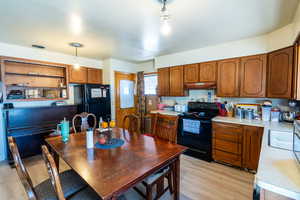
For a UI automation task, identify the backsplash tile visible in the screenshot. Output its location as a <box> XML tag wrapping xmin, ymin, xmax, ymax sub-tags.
<box><xmin>161</xmin><ymin>89</ymin><xmax>289</xmax><ymax>106</ymax></box>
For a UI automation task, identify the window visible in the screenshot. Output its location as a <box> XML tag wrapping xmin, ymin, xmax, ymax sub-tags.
<box><xmin>120</xmin><ymin>80</ymin><xmax>135</xmax><ymax>108</ymax></box>
<box><xmin>144</xmin><ymin>74</ymin><xmax>157</xmax><ymax>95</ymax></box>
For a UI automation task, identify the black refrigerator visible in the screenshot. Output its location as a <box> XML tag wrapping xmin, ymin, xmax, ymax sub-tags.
<box><xmin>74</xmin><ymin>84</ymin><xmax>111</xmax><ymax>124</ymax></box>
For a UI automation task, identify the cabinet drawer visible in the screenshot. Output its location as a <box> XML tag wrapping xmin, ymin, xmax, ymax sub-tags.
<box><xmin>213</xmin><ymin>139</ymin><xmax>242</xmax><ymax>154</ymax></box>
<box><xmin>213</xmin><ymin>150</ymin><xmax>242</xmax><ymax>167</ymax></box>
<box><xmin>213</xmin><ymin>122</ymin><xmax>243</xmax><ymax>143</ymax></box>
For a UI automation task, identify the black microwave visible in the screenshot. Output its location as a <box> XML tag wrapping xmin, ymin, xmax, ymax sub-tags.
<box><xmin>293</xmin><ymin>121</ymin><xmax>300</xmax><ymax>164</ymax></box>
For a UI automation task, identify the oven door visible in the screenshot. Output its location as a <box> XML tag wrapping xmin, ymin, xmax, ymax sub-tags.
<box><xmin>177</xmin><ymin>117</ymin><xmax>212</xmax><ymax>152</ymax></box>
<box><xmin>293</xmin><ymin>124</ymin><xmax>300</xmax><ymax>164</ymax></box>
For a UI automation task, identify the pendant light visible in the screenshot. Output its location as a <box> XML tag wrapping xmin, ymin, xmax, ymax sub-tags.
<box><xmin>160</xmin><ymin>0</ymin><xmax>171</xmax><ymax>36</ymax></box>
<box><xmin>69</xmin><ymin>42</ymin><xmax>83</xmax><ymax>69</ymax></box>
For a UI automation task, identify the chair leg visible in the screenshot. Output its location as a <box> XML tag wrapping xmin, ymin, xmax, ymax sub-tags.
<box><xmin>167</xmin><ymin>172</ymin><xmax>173</xmax><ymax>194</ymax></box>
<box><xmin>146</xmin><ymin>184</ymin><xmax>152</xmax><ymax>200</ymax></box>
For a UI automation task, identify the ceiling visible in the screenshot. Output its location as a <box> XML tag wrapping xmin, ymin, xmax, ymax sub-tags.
<box><xmin>0</xmin><ymin>0</ymin><xmax>299</xmax><ymax>62</ymax></box>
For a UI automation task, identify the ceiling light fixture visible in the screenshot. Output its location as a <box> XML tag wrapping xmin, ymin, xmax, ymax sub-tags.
<box><xmin>32</xmin><ymin>44</ymin><xmax>45</xmax><ymax>49</ymax></box>
<box><xmin>69</xmin><ymin>42</ymin><xmax>83</xmax><ymax>70</ymax></box>
<box><xmin>159</xmin><ymin>0</ymin><xmax>171</xmax><ymax>36</ymax></box>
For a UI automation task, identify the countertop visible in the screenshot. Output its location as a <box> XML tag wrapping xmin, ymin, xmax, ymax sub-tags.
<box><xmin>150</xmin><ymin>110</ymin><xmax>181</xmax><ymax>116</ymax></box>
<box><xmin>213</xmin><ymin>116</ymin><xmax>300</xmax><ymax>199</ymax></box>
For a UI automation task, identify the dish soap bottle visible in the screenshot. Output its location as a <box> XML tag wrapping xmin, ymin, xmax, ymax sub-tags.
<box><xmin>99</xmin><ymin>117</ymin><xmax>103</xmax><ymax>128</ymax></box>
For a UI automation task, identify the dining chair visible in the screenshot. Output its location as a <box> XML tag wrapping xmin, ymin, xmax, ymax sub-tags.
<box><xmin>135</xmin><ymin>113</ymin><xmax>179</xmax><ymax>200</ymax></box>
<box><xmin>41</xmin><ymin>145</ymin><xmax>139</xmax><ymax>200</ymax></box>
<box><xmin>8</xmin><ymin>136</ymin><xmax>87</xmax><ymax>200</ymax></box>
<box><xmin>41</xmin><ymin>145</ymin><xmax>101</xmax><ymax>200</ymax></box>
<box><xmin>72</xmin><ymin>112</ymin><xmax>97</xmax><ymax>133</ymax></box>
<box><xmin>122</xmin><ymin>114</ymin><xmax>141</xmax><ymax>134</ymax></box>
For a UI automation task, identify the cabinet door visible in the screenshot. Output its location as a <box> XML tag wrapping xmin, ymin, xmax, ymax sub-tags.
<box><xmin>240</xmin><ymin>54</ymin><xmax>267</xmax><ymax>97</ymax></box>
<box><xmin>199</xmin><ymin>61</ymin><xmax>217</xmax><ymax>82</ymax></box>
<box><xmin>267</xmin><ymin>46</ymin><xmax>294</xmax><ymax>98</ymax></box>
<box><xmin>87</xmin><ymin>68</ymin><xmax>102</xmax><ymax>84</ymax></box>
<box><xmin>184</xmin><ymin>64</ymin><xmax>199</xmax><ymax>83</ymax></box>
<box><xmin>69</xmin><ymin>66</ymin><xmax>87</xmax><ymax>83</ymax></box>
<box><xmin>217</xmin><ymin>58</ymin><xmax>240</xmax><ymax>97</ymax></box>
<box><xmin>170</xmin><ymin>66</ymin><xmax>186</xmax><ymax>96</ymax></box>
<box><xmin>242</xmin><ymin>126</ymin><xmax>263</xmax><ymax>171</ymax></box>
<box><xmin>158</xmin><ymin>68</ymin><xmax>170</xmax><ymax>96</ymax></box>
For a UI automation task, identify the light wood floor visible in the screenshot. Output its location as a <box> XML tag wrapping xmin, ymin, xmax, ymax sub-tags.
<box><xmin>0</xmin><ymin>155</ymin><xmax>254</xmax><ymax>200</ymax></box>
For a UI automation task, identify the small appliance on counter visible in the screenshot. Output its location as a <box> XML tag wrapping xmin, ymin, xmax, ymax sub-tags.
<box><xmin>270</xmin><ymin>108</ymin><xmax>280</xmax><ymax>122</ymax></box>
<box><xmin>174</xmin><ymin>104</ymin><xmax>187</xmax><ymax>112</ymax></box>
<box><xmin>234</xmin><ymin>104</ymin><xmax>260</xmax><ymax>120</ymax></box>
<box><xmin>280</xmin><ymin>111</ymin><xmax>297</xmax><ymax>123</ymax></box>
<box><xmin>279</xmin><ymin>102</ymin><xmax>299</xmax><ymax>123</ymax></box>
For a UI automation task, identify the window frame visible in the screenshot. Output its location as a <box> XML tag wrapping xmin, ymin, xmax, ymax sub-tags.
<box><xmin>144</xmin><ymin>72</ymin><xmax>158</xmax><ymax>96</ymax></box>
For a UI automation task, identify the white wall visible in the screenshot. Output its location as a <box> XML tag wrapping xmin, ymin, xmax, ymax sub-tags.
<box><xmin>137</xmin><ymin>60</ymin><xmax>156</xmax><ymax>73</ymax></box>
<box><xmin>154</xmin><ymin>35</ymin><xmax>269</xmax><ymax>68</ymax></box>
<box><xmin>267</xmin><ymin>23</ymin><xmax>295</xmax><ymax>52</ymax></box>
<box><xmin>102</xmin><ymin>58</ymin><xmax>138</xmax><ymax>120</ymax></box>
<box><xmin>0</xmin><ymin>42</ymin><xmax>102</xmax><ymax>69</ymax></box>
<box><xmin>154</xmin><ymin>21</ymin><xmax>299</xmax><ymax>68</ymax></box>
<box><xmin>293</xmin><ymin>2</ymin><xmax>300</xmax><ymax>41</ymax></box>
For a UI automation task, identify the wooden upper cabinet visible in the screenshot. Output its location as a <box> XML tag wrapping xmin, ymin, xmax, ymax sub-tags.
<box><xmin>184</xmin><ymin>63</ymin><xmax>199</xmax><ymax>83</ymax></box>
<box><xmin>158</xmin><ymin>67</ymin><xmax>170</xmax><ymax>96</ymax></box>
<box><xmin>199</xmin><ymin>61</ymin><xmax>217</xmax><ymax>82</ymax></box>
<box><xmin>87</xmin><ymin>68</ymin><xmax>102</xmax><ymax>84</ymax></box>
<box><xmin>267</xmin><ymin>46</ymin><xmax>294</xmax><ymax>98</ymax></box>
<box><xmin>217</xmin><ymin>58</ymin><xmax>240</xmax><ymax>97</ymax></box>
<box><xmin>242</xmin><ymin>126</ymin><xmax>263</xmax><ymax>171</ymax></box>
<box><xmin>69</xmin><ymin>66</ymin><xmax>87</xmax><ymax>83</ymax></box>
<box><xmin>170</xmin><ymin>66</ymin><xmax>186</xmax><ymax>96</ymax></box>
<box><xmin>240</xmin><ymin>54</ymin><xmax>267</xmax><ymax>97</ymax></box>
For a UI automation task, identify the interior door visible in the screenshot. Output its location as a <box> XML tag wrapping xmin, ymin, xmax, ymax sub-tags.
<box><xmin>115</xmin><ymin>71</ymin><xmax>136</xmax><ymax>127</ymax></box>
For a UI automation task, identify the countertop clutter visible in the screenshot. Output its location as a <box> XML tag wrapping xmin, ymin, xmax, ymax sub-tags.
<box><xmin>150</xmin><ymin>110</ymin><xmax>181</xmax><ymax>116</ymax></box>
<box><xmin>213</xmin><ymin>116</ymin><xmax>300</xmax><ymax>199</ymax></box>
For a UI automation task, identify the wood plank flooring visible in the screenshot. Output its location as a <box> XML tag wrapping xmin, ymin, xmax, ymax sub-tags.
<box><xmin>0</xmin><ymin>155</ymin><xmax>254</xmax><ymax>200</ymax></box>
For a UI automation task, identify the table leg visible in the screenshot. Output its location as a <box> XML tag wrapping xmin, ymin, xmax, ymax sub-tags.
<box><xmin>173</xmin><ymin>156</ymin><xmax>180</xmax><ymax>200</ymax></box>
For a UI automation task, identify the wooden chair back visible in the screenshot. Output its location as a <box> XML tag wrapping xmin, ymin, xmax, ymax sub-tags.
<box><xmin>72</xmin><ymin>112</ymin><xmax>97</xmax><ymax>133</ymax></box>
<box><xmin>41</xmin><ymin>145</ymin><xmax>66</xmax><ymax>200</ymax></box>
<box><xmin>7</xmin><ymin>136</ymin><xmax>37</xmax><ymax>200</ymax></box>
<box><xmin>153</xmin><ymin>114</ymin><xmax>178</xmax><ymax>143</ymax></box>
<box><xmin>122</xmin><ymin>114</ymin><xmax>140</xmax><ymax>134</ymax></box>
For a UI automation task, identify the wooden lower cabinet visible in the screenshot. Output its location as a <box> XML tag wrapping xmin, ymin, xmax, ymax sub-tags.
<box><xmin>212</xmin><ymin>122</ymin><xmax>263</xmax><ymax>171</ymax></box>
<box><xmin>243</xmin><ymin>126</ymin><xmax>263</xmax><ymax>170</ymax></box>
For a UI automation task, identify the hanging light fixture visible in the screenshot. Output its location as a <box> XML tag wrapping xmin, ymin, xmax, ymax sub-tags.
<box><xmin>69</xmin><ymin>42</ymin><xmax>83</xmax><ymax>69</ymax></box>
<box><xmin>159</xmin><ymin>0</ymin><xmax>171</xmax><ymax>36</ymax></box>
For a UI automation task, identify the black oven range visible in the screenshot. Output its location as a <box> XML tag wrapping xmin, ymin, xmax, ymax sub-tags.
<box><xmin>178</xmin><ymin>102</ymin><xmax>219</xmax><ymax>161</ymax></box>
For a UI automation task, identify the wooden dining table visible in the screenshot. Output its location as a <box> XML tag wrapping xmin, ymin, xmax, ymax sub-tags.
<box><xmin>45</xmin><ymin>128</ymin><xmax>187</xmax><ymax>200</ymax></box>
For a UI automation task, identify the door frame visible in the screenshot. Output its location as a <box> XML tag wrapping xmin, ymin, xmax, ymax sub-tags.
<box><xmin>114</xmin><ymin>71</ymin><xmax>136</xmax><ymax>127</ymax></box>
